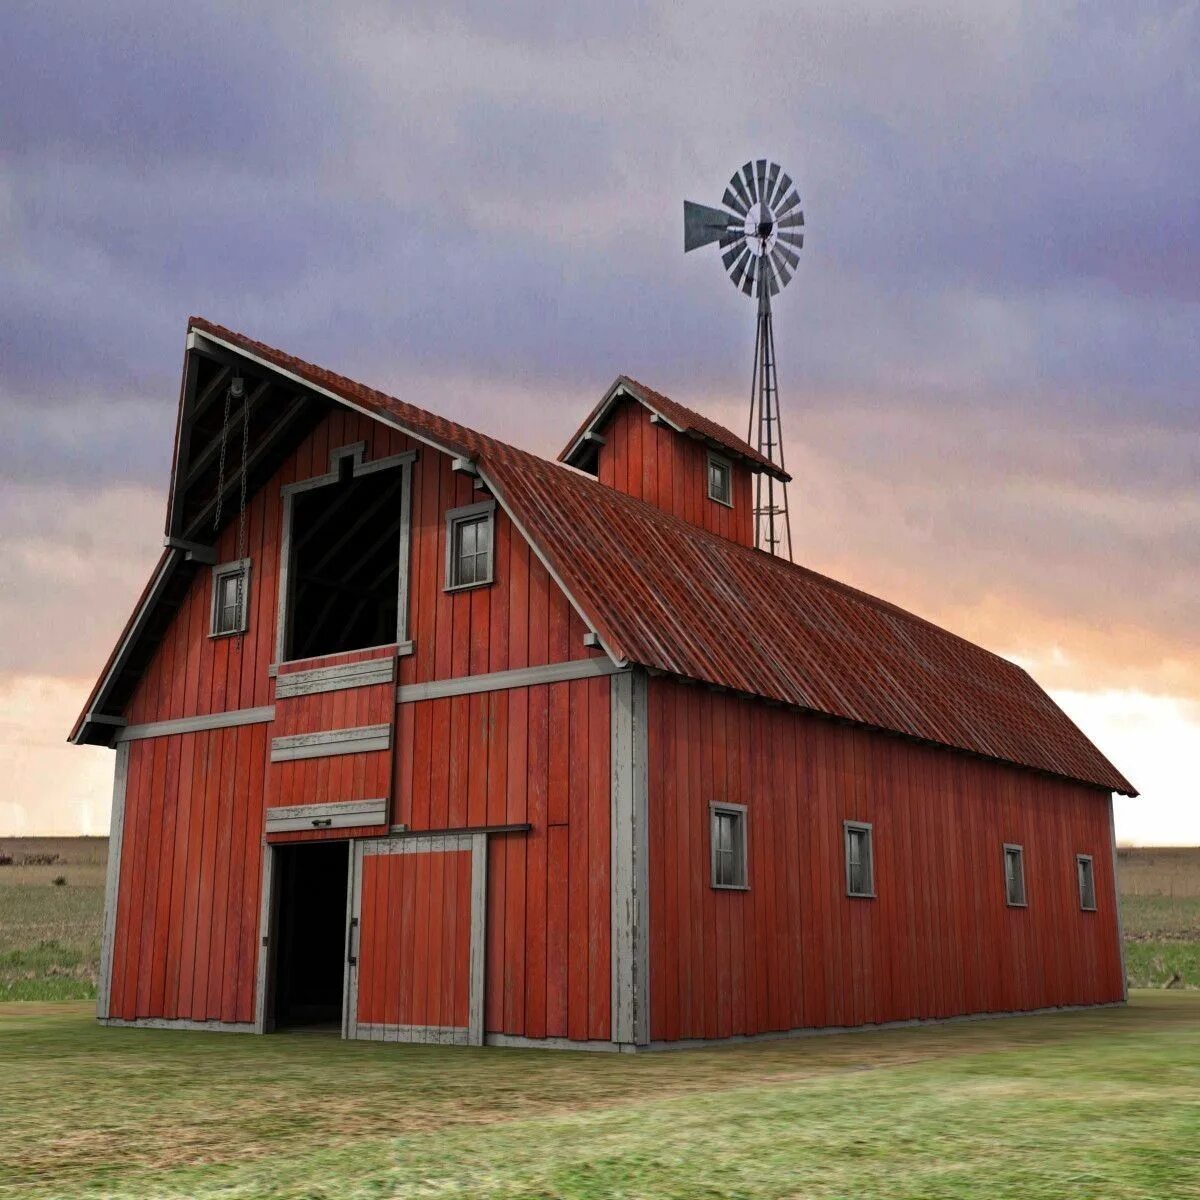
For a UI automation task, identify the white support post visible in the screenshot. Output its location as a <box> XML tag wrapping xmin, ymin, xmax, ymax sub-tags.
<box><xmin>96</xmin><ymin>742</ymin><xmax>130</xmax><ymax>1020</ymax></box>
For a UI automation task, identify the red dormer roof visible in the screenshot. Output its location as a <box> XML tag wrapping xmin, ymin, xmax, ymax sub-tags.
<box><xmin>560</xmin><ymin>376</ymin><xmax>791</xmax><ymax>482</ymax></box>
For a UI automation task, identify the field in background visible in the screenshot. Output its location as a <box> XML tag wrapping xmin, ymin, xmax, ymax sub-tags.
<box><xmin>0</xmin><ymin>838</ymin><xmax>106</xmax><ymax>1001</ymax></box>
<box><xmin>3</xmin><ymin>840</ymin><xmax>1198</xmax><ymax>1000</ymax></box>
<box><xmin>1</xmin><ymin>993</ymin><xmax>1197</xmax><ymax>1198</ymax></box>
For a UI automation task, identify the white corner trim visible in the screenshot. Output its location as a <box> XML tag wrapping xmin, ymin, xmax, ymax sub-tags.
<box><xmin>96</xmin><ymin>742</ymin><xmax>130</xmax><ymax>1020</ymax></box>
<box><xmin>611</xmin><ymin>668</ymin><xmax>649</xmax><ymax>1047</ymax></box>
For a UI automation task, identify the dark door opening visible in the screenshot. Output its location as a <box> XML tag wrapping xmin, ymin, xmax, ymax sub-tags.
<box><xmin>272</xmin><ymin>841</ymin><xmax>349</xmax><ymax>1030</ymax></box>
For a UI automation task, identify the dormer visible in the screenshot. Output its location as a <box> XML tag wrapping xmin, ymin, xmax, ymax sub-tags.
<box><xmin>559</xmin><ymin>377</ymin><xmax>790</xmax><ymax>547</ymax></box>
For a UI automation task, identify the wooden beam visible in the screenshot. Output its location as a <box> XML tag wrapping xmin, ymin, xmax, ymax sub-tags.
<box><xmin>184</xmin><ymin>380</ymin><xmax>271</xmax><ymax>487</ymax></box>
<box><xmin>183</xmin><ymin>394</ymin><xmax>308</xmax><ymax>541</ymax></box>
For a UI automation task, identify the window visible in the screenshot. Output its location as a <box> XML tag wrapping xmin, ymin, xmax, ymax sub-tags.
<box><xmin>844</xmin><ymin>821</ymin><xmax>874</xmax><ymax>898</ymax></box>
<box><xmin>707</xmin><ymin>453</ymin><xmax>733</xmax><ymax>507</ymax></box>
<box><xmin>445</xmin><ymin>501</ymin><xmax>496</xmax><ymax>591</ymax></box>
<box><xmin>1004</xmin><ymin>844</ymin><xmax>1026</xmax><ymax>907</ymax></box>
<box><xmin>1077</xmin><ymin>854</ymin><xmax>1096</xmax><ymax>911</ymax></box>
<box><xmin>210</xmin><ymin>559</ymin><xmax>250</xmax><ymax>636</ymax></box>
<box><xmin>710</xmin><ymin>803</ymin><xmax>748</xmax><ymax>889</ymax></box>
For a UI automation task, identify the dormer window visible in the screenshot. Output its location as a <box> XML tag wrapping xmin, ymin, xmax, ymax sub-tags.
<box><xmin>707</xmin><ymin>452</ymin><xmax>733</xmax><ymax>507</ymax></box>
<box><xmin>210</xmin><ymin>559</ymin><xmax>250</xmax><ymax>637</ymax></box>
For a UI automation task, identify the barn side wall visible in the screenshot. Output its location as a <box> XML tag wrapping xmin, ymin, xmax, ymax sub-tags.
<box><xmin>646</xmin><ymin>676</ymin><xmax>1125</xmax><ymax>1043</ymax></box>
<box><xmin>103</xmin><ymin>404</ymin><xmax>612</xmax><ymax>1039</ymax></box>
<box><xmin>594</xmin><ymin>398</ymin><xmax>754</xmax><ymax>545</ymax></box>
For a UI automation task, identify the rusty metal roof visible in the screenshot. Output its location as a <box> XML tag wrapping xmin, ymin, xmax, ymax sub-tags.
<box><xmin>73</xmin><ymin>318</ymin><xmax>1135</xmax><ymax>796</ymax></box>
<box><xmin>559</xmin><ymin>376</ymin><xmax>790</xmax><ymax>481</ymax></box>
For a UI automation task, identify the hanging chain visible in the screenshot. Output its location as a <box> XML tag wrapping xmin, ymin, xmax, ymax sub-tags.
<box><xmin>213</xmin><ymin>380</ymin><xmax>233</xmax><ymax>535</ymax></box>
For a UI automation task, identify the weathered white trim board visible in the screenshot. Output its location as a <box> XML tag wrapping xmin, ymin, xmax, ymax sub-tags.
<box><xmin>265</xmin><ymin>799</ymin><xmax>388</xmax><ymax>834</ymax></box>
<box><xmin>610</xmin><ymin>668</ymin><xmax>649</xmax><ymax>1047</ymax></box>
<box><xmin>96</xmin><ymin>742</ymin><xmax>130</xmax><ymax>1020</ymax></box>
<box><xmin>117</xmin><ymin>705</ymin><xmax>275</xmax><ymax>743</ymax></box>
<box><xmin>100</xmin><ymin>1017</ymin><xmax>256</xmax><ymax>1033</ymax></box>
<box><xmin>275</xmin><ymin>656</ymin><xmax>397</xmax><ymax>699</ymax></box>
<box><xmin>270</xmin><ymin>723</ymin><xmax>391</xmax><ymax>763</ymax></box>
<box><xmin>1109</xmin><ymin>794</ymin><xmax>1128</xmax><ymax>1000</ymax></box>
<box><xmin>398</xmin><ymin>658</ymin><xmax>623</xmax><ymax>704</ymax></box>
<box><xmin>485</xmin><ymin>1033</ymin><xmax>623</xmax><ymax>1053</ymax></box>
<box><xmin>254</xmin><ymin>841</ymin><xmax>276</xmax><ymax>1034</ymax></box>
<box><xmin>356</xmin><ymin>1024</ymin><xmax>469</xmax><ymax>1044</ymax></box>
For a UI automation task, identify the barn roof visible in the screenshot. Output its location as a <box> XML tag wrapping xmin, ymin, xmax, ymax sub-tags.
<box><xmin>559</xmin><ymin>376</ymin><xmax>790</xmax><ymax>481</ymax></box>
<box><xmin>71</xmin><ymin>318</ymin><xmax>1134</xmax><ymax>796</ymax></box>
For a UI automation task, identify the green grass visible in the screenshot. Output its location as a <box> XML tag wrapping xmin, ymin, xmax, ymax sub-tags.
<box><xmin>1120</xmin><ymin>894</ymin><xmax>1200</xmax><ymax>988</ymax></box>
<box><xmin>0</xmin><ymin>882</ymin><xmax>102</xmax><ymax>1001</ymax></box>
<box><xmin>1</xmin><ymin>994</ymin><xmax>1198</xmax><ymax>1198</ymax></box>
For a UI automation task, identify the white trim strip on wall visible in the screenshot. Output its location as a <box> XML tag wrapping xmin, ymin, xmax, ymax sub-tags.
<box><xmin>269</xmin><ymin>723</ymin><xmax>391</xmax><ymax>763</ymax></box>
<box><xmin>117</xmin><ymin>706</ymin><xmax>275</xmax><ymax>743</ymax></box>
<box><xmin>275</xmin><ymin>656</ymin><xmax>396</xmax><ymax>699</ymax></box>
<box><xmin>397</xmin><ymin>658</ymin><xmax>624</xmax><ymax>704</ymax></box>
<box><xmin>265</xmin><ymin>799</ymin><xmax>388</xmax><ymax>833</ymax></box>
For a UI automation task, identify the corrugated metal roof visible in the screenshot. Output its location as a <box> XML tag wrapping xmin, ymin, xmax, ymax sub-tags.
<box><xmin>559</xmin><ymin>376</ymin><xmax>790</xmax><ymax>481</ymax></box>
<box><xmin>76</xmin><ymin>318</ymin><xmax>1134</xmax><ymax>795</ymax></box>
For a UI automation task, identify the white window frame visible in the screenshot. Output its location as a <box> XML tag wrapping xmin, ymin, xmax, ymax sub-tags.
<box><xmin>707</xmin><ymin>451</ymin><xmax>734</xmax><ymax>508</ymax></box>
<box><xmin>843</xmin><ymin>820</ymin><xmax>875</xmax><ymax>898</ymax></box>
<box><xmin>1003</xmin><ymin>843</ymin><xmax>1027</xmax><ymax>908</ymax></box>
<box><xmin>1077</xmin><ymin>853</ymin><xmax>1097</xmax><ymax>912</ymax></box>
<box><xmin>709</xmin><ymin>802</ymin><xmax>748</xmax><ymax>890</ymax></box>
<box><xmin>210</xmin><ymin>558</ymin><xmax>250</xmax><ymax>638</ymax></box>
<box><xmin>444</xmin><ymin>499</ymin><xmax>496</xmax><ymax>592</ymax></box>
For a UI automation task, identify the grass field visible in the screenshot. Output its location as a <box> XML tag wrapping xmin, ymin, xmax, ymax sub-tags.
<box><xmin>0</xmin><ymin>993</ymin><xmax>1197</xmax><ymax>1198</ymax></box>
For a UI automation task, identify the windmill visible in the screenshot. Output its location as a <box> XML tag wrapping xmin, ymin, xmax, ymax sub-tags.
<box><xmin>684</xmin><ymin>160</ymin><xmax>804</xmax><ymax>558</ymax></box>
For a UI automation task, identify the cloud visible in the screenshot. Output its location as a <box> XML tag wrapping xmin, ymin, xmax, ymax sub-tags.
<box><xmin>0</xmin><ymin>0</ymin><xmax>1195</xmax><ymax>841</ymax></box>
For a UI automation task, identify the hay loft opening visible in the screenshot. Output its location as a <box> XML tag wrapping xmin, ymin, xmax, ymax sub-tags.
<box><xmin>287</xmin><ymin>461</ymin><xmax>404</xmax><ymax>661</ymax></box>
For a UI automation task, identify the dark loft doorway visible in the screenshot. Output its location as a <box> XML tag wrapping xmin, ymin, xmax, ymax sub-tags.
<box><xmin>272</xmin><ymin>842</ymin><xmax>349</xmax><ymax>1029</ymax></box>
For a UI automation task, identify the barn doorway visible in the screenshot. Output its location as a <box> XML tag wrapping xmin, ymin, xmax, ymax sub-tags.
<box><xmin>272</xmin><ymin>841</ymin><xmax>350</xmax><ymax>1030</ymax></box>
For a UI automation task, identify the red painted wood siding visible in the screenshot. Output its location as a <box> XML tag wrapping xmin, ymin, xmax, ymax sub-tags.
<box><xmin>110</xmin><ymin>405</ymin><xmax>613</xmax><ymax>1038</ymax></box>
<box><xmin>357</xmin><ymin>848</ymin><xmax>472</xmax><ymax>1030</ymax></box>
<box><xmin>125</xmin><ymin>406</ymin><xmax>604</xmax><ymax>727</ymax></box>
<box><xmin>392</xmin><ymin>673</ymin><xmax>612</xmax><ymax>1041</ymax></box>
<box><xmin>593</xmin><ymin>398</ymin><xmax>754</xmax><ymax>545</ymax></box>
<box><xmin>108</xmin><ymin>726</ymin><xmax>268</xmax><ymax>1023</ymax></box>
<box><xmin>267</xmin><ymin>645</ymin><xmax>396</xmax><ymax>838</ymax></box>
<box><xmin>647</xmin><ymin>676</ymin><xmax>1124</xmax><ymax>1042</ymax></box>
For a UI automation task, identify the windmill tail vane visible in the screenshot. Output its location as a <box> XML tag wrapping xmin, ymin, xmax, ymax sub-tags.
<box><xmin>684</xmin><ymin>159</ymin><xmax>804</xmax><ymax>560</ymax></box>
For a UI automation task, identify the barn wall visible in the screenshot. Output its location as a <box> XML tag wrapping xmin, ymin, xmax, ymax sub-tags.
<box><xmin>382</xmin><ymin>673</ymin><xmax>613</xmax><ymax>1041</ymax></box>
<box><xmin>108</xmin><ymin>405</ymin><xmax>612</xmax><ymax>1039</ymax></box>
<box><xmin>125</xmin><ymin>406</ymin><xmax>603</xmax><ymax>726</ymax></box>
<box><xmin>107</xmin><ymin>725</ymin><xmax>267</xmax><ymax>1024</ymax></box>
<box><xmin>646</xmin><ymin>676</ymin><xmax>1124</xmax><ymax>1042</ymax></box>
<box><xmin>594</xmin><ymin>398</ymin><xmax>754</xmax><ymax>545</ymax></box>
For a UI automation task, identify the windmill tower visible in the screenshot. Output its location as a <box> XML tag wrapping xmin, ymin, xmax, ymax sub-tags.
<box><xmin>684</xmin><ymin>160</ymin><xmax>804</xmax><ymax>558</ymax></box>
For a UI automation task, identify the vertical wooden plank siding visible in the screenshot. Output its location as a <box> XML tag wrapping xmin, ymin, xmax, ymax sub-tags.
<box><xmin>646</xmin><ymin>676</ymin><xmax>1126</xmax><ymax>1042</ymax></box>
<box><xmin>594</xmin><ymin>398</ymin><xmax>755</xmax><ymax>545</ymax></box>
<box><xmin>106</xmin><ymin>727</ymin><xmax>268</xmax><ymax>1023</ymax></box>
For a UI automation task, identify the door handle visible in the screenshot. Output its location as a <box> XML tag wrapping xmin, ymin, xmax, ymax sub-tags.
<box><xmin>311</xmin><ymin>817</ymin><xmax>333</xmax><ymax>827</ymax></box>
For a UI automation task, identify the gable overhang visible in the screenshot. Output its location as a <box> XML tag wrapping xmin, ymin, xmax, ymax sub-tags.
<box><xmin>71</xmin><ymin>323</ymin><xmax>628</xmax><ymax>743</ymax></box>
<box><xmin>560</xmin><ymin>376</ymin><xmax>791</xmax><ymax>483</ymax></box>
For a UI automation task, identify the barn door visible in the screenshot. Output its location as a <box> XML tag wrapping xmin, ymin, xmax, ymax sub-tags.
<box><xmin>346</xmin><ymin>834</ymin><xmax>486</xmax><ymax>1045</ymax></box>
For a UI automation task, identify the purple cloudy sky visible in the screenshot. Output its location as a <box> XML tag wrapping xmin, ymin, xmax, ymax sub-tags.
<box><xmin>1</xmin><ymin>1</ymin><xmax>1196</xmax><ymax>840</ymax></box>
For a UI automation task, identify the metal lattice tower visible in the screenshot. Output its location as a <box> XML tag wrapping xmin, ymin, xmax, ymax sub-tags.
<box><xmin>684</xmin><ymin>159</ymin><xmax>804</xmax><ymax>558</ymax></box>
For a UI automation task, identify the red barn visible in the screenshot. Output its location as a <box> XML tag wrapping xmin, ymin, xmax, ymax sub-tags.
<box><xmin>71</xmin><ymin>318</ymin><xmax>1134</xmax><ymax>1049</ymax></box>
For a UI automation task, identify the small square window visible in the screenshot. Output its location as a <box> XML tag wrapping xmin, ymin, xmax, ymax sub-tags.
<box><xmin>707</xmin><ymin>453</ymin><xmax>733</xmax><ymax>507</ymax></box>
<box><xmin>710</xmin><ymin>803</ymin><xmax>748</xmax><ymax>889</ymax></box>
<box><xmin>844</xmin><ymin>821</ymin><xmax>874</xmax><ymax>897</ymax></box>
<box><xmin>1077</xmin><ymin>854</ymin><xmax>1096</xmax><ymax>912</ymax></box>
<box><xmin>1004</xmin><ymin>844</ymin><xmax>1026</xmax><ymax>907</ymax></box>
<box><xmin>445</xmin><ymin>501</ymin><xmax>496</xmax><ymax>591</ymax></box>
<box><xmin>210</xmin><ymin>559</ymin><xmax>250</xmax><ymax>637</ymax></box>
